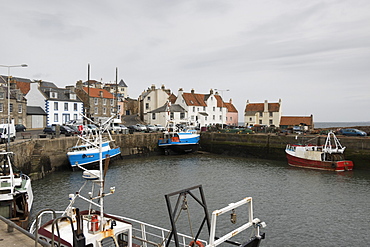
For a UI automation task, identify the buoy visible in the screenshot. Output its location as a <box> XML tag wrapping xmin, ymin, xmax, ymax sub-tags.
<box><xmin>189</xmin><ymin>240</ymin><xmax>204</xmax><ymax>247</ymax></box>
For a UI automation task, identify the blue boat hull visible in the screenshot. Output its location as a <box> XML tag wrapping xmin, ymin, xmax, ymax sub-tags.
<box><xmin>158</xmin><ymin>132</ymin><xmax>200</xmax><ymax>154</ymax></box>
<box><xmin>67</xmin><ymin>145</ymin><xmax>121</xmax><ymax>168</ymax></box>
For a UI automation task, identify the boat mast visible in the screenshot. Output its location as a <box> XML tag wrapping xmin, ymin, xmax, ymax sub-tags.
<box><xmin>99</xmin><ymin>123</ymin><xmax>104</xmax><ymax>230</ymax></box>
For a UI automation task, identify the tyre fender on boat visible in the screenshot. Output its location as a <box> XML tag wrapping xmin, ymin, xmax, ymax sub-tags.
<box><xmin>189</xmin><ymin>240</ymin><xmax>204</xmax><ymax>247</ymax></box>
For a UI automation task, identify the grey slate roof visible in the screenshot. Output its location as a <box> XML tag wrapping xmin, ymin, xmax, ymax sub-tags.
<box><xmin>39</xmin><ymin>84</ymin><xmax>82</xmax><ymax>102</ymax></box>
<box><xmin>27</xmin><ymin>106</ymin><xmax>47</xmax><ymax>115</ymax></box>
<box><xmin>148</xmin><ymin>103</ymin><xmax>186</xmax><ymax>113</ymax></box>
<box><xmin>0</xmin><ymin>75</ymin><xmax>32</xmax><ymax>84</ymax></box>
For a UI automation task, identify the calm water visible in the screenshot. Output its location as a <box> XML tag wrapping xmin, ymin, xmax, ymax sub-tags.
<box><xmin>31</xmin><ymin>154</ymin><xmax>370</xmax><ymax>246</ymax></box>
<box><xmin>314</xmin><ymin>122</ymin><xmax>370</xmax><ymax>128</ymax></box>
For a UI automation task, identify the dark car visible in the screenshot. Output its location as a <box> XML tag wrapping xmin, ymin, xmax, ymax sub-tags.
<box><xmin>337</xmin><ymin>128</ymin><xmax>367</xmax><ymax>136</ymax></box>
<box><xmin>43</xmin><ymin>126</ymin><xmax>56</xmax><ymax>135</ymax></box>
<box><xmin>15</xmin><ymin>124</ymin><xmax>26</xmax><ymax>132</ymax></box>
<box><xmin>60</xmin><ymin>126</ymin><xmax>75</xmax><ymax>136</ymax></box>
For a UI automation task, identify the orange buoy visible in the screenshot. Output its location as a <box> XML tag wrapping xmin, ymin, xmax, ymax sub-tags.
<box><xmin>189</xmin><ymin>240</ymin><xmax>204</xmax><ymax>247</ymax></box>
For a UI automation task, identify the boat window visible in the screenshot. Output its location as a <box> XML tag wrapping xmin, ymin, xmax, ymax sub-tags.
<box><xmin>101</xmin><ymin>236</ymin><xmax>117</xmax><ymax>247</ymax></box>
<box><xmin>117</xmin><ymin>232</ymin><xmax>129</xmax><ymax>247</ymax></box>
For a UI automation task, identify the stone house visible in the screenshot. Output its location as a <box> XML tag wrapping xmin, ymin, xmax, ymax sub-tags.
<box><xmin>244</xmin><ymin>99</ymin><xmax>282</xmax><ymax>127</ymax></box>
<box><xmin>75</xmin><ymin>81</ymin><xmax>116</xmax><ymax>120</ymax></box>
<box><xmin>279</xmin><ymin>115</ymin><xmax>314</xmax><ymax>132</ymax></box>
<box><xmin>0</xmin><ymin>76</ymin><xmax>31</xmax><ymax>126</ymax></box>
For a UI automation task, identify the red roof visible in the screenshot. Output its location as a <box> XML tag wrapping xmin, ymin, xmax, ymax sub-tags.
<box><xmin>182</xmin><ymin>92</ymin><xmax>207</xmax><ymax>106</ymax></box>
<box><xmin>245</xmin><ymin>103</ymin><xmax>280</xmax><ymax>112</ymax></box>
<box><xmin>280</xmin><ymin>116</ymin><xmax>313</xmax><ymax>126</ymax></box>
<box><xmin>82</xmin><ymin>87</ymin><xmax>114</xmax><ymax>99</ymax></box>
<box><xmin>224</xmin><ymin>102</ymin><xmax>238</xmax><ymax>112</ymax></box>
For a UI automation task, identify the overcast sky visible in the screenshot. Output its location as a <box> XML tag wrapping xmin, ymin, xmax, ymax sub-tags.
<box><xmin>1</xmin><ymin>0</ymin><xmax>369</xmax><ymax>122</ymax></box>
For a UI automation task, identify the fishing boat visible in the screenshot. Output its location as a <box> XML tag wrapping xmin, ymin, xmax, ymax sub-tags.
<box><xmin>285</xmin><ymin>131</ymin><xmax>354</xmax><ymax>171</ymax></box>
<box><xmin>158</xmin><ymin>123</ymin><xmax>200</xmax><ymax>155</ymax></box>
<box><xmin>30</xmin><ymin>118</ymin><xmax>266</xmax><ymax>247</ymax></box>
<box><xmin>0</xmin><ymin>151</ymin><xmax>33</xmax><ymax>229</ymax></box>
<box><xmin>67</xmin><ymin>116</ymin><xmax>121</xmax><ymax>170</ymax></box>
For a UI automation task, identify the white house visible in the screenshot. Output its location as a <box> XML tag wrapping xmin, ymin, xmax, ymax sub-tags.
<box><xmin>138</xmin><ymin>84</ymin><xmax>172</xmax><ymax>123</ymax></box>
<box><xmin>244</xmin><ymin>99</ymin><xmax>282</xmax><ymax>127</ymax></box>
<box><xmin>175</xmin><ymin>88</ymin><xmax>233</xmax><ymax>127</ymax></box>
<box><xmin>147</xmin><ymin>102</ymin><xmax>187</xmax><ymax>127</ymax></box>
<box><xmin>26</xmin><ymin>81</ymin><xmax>84</xmax><ymax>126</ymax></box>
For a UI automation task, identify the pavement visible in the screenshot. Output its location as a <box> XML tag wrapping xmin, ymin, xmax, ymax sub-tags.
<box><xmin>0</xmin><ymin>220</ymin><xmax>39</xmax><ymax>247</ymax></box>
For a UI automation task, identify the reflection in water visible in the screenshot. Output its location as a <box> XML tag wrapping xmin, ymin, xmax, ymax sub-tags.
<box><xmin>32</xmin><ymin>154</ymin><xmax>370</xmax><ymax>246</ymax></box>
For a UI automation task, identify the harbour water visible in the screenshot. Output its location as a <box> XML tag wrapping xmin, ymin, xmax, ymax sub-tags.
<box><xmin>31</xmin><ymin>154</ymin><xmax>370</xmax><ymax>246</ymax></box>
<box><xmin>314</xmin><ymin>121</ymin><xmax>370</xmax><ymax>128</ymax></box>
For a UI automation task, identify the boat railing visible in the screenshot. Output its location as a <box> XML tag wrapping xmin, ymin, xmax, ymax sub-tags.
<box><xmin>109</xmin><ymin>214</ymin><xmax>208</xmax><ymax>247</ymax></box>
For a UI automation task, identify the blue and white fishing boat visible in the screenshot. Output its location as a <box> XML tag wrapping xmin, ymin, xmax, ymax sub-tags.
<box><xmin>67</xmin><ymin>116</ymin><xmax>121</xmax><ymax>170</ymax></box>
<box><xmin>158</xmin><ymin>122</ymin><xmax>200</xmax><ymax>155</ymax></box>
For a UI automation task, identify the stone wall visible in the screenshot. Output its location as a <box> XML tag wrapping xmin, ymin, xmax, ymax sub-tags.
<box><xmin>4</xmin><ymin>133</ymin><xmax>163</xmax><ymax>180</ymax></box>
<box><xmin>200</xmin><ymin>133</ymin><xmax>370</xmax><ymax>169</ymax></box>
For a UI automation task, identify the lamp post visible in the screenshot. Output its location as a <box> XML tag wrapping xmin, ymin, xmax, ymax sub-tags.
<box><xmin>215</xmin><ymin>89</ymin><xmax>229</xmax><ymax>129</ymax></box>
<box><xmin>0</xmin><ymin>64</ymin><xmax>28</xmax><ymax>151</ymax></box>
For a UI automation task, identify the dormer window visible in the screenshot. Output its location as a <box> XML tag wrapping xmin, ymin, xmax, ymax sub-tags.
<box><xmin>70</xmin><ymin>93</ymin><xmax>76</xmax><ymax>100</ymax></box>
<box><xmin>51</xmin><ymin>92</ymin><xmax>58</xmax><ymax>98</ymax></box>
<box><xmin>0</xmin><ymin>92</ymin><xmax>3</xmax><ymax>99</ymax></box>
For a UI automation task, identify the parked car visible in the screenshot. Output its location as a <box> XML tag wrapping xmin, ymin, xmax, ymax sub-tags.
<box><xmin>86</xmin><ymin>124</ymin><xmax>98</xmax><ymax>134</ymax></box>
<box><xmin>119</xmin><ymin>125</ymin><xmax>128</xmax><ymax>134</ymax></box>
<box><xmin>337</xmin><ymin>128</ymin><xmax>367</xmax><ymax>136</ymax></box>
<box><xmin>43</xmin><ymin>126</ymin><xmax>56</xmax><ymax>135</ymax></box>
<box><xmin>66</xmin><ymin>125</ymin><xmax>81</xmax><ymax>135</ymax></box>
<box><xmin>60</xmin><ymin>125</ymin><xmax>75</xmax><ymax>136</ymax></box>
<box><xmin>135</xmin><ymin>124</ymin><xmax>147</xmax><ymax>132</ymax></box>
<box><xmin>15</xmin><ymin>124</ymin><xmax>26</xmax><ymax>132</ymax></box>
<box><xmin>155</xmin><ymin>124</ymin><xmax>165</xmax><ymax>132</ymax></box>
<box><xmin>146</xmin><ymin>125</ymin><xmax>157</xmax><ymax>132</ymax></box>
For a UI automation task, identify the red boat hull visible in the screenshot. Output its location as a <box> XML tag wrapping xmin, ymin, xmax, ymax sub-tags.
<box><xmin>286</xmin><ymin>153</ymin><xmax>354</xmax><ymax>172</ymax></box>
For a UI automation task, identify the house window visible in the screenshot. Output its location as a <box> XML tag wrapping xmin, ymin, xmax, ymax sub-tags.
<box><xmin>259</xmin><ymin>120</ymin><xmax>262</xmax><ymax>124</ymax></box>
<box><xmin>152</xmin><ymin>113</ymin><xmax>156</xmax><ymax>120</ymax></box>
<box><xmin>0</xmin><ymin>103</ymin><xmax>3</xmax><ymax>112</ymax></box>
<box><xmin>180</xmin><ymin>113</ymin><xmax>185</xmax><ymax>119</ymax></box>
<box><xmin>9</xmin><ymin>103</ymin><xmax>13</xmax><ymax>113</ymax></box>
<box><xmin>213</xmin><ymin>107</ymin><xmax>215</xmax><ymax>111</ymax></box>
<box><xmin>54</xmin><ymin>113</ymin><xmax>58</xmax><ymax>122</ymax></box>
<box><xmin>54</xmin><ymin>102</ymin><xmax>58</xmax><ymax>110</ymax></box>
<box><xmin>18</xmin><ymin>104</ymin><xmax>22</xmax><ymax>113</ymax></box>
<box><xmin>205</xmin><ymin>116</ymin><xmax>207</xmax><ymax>121</ymax></box>
<box><xmin>230</xmin><ymin>117</ymin><xmax>232</xmax><ymax>121</ymax></box>
<box><xmin>219</xmin><ymin>115</ymin><xmax>222</xmax><ymax>120</ymax></box>
<box><xmin>269</xmin><ymin>112</ymin><xmax>273</xmax><ymax>117</ymax></box>
<box><xmin>0</xmin><ymin>92</ymin><xmax>4</xmax><ymax>99</ymax></box>
<box><xmin>103</xmin><ymin>99</ymin><xmax>107</xmax><ymax>105</ymax></box>
<box><xmin>170</xmin><ymin>112</ymin><xmax>174</xmax><ymax>119</ymax></box>
<box><xmin>191</xmin><ymin>116</ymin><xmax>194</xmax><ymax>121</ymax></box>
<box><xmin>193</xmin><ymin>107</ymin><xmax>195</xmax><ymax>112</ymax></box>
<box><xmin>74</xmin><ymin>114</ymin><xmax>77</xmax><ymax>120</ymax></box>
<box><xmin>74</xmin><ymin>103</ymin><xmax>78</xmax><ymax>111</ymax></box>
<box><xmin>103</xmin><ymin>107</ymin><xmax>107</xmax><ymax>115</ymax></box>
<box><xmin>17</xmin><ymin>94</ymin><xmax>22</xmax><ymax>101</ymax></box>
<box><xmin>269</xmin><ymin>120</ymin><xmax>273</xmax><ymax>125</ymax></box>
<box><xmin>110</xmin><ymin>99</ymin><xmax>114</xmax><ymax>106</ymax></box>
<box><xmin>94</xmin><ymin>98</ymin><xmax>98</xmax><ymax>105</ymax></box>
<box><xmin>203</xmin><ymin>107</ymin><xmax>206</xmax><ymax>111</ymax></box>
<box><xmin>94</xmin><ymin>107</ymin><xmax>98</xmax><ymax>114</ymax></box>
<box><xmin>146</xmin><ymin>103</ymin><xmax>149</xmax><ymax>110</ymax></box>
<box><xmin>259</xmin><ymin>112</ymin><xmax>263</xmax><ymax>117</ymax></box>
<box><xmin>220</xmin><ymin>107</ymin><xmax>222</xmax><ymax>111</ymax></box>
<box><xmin>64</xmin><ymin>103</ymin><xmax>68</xmax><ymax>111</ymax></box>
<box><xmin>147</xmin><ymin>96</ymin><xmax>151</xmax><ymax>101</ymax></box>
<box><xmin>249</xmin><ymin>117</ymin><xmax>252</xmax><ymax>121</ymax></box>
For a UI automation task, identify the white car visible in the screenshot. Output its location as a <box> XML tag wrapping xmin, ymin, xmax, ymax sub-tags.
<box><xmin>155</xmin><ymin>124</ymin><xmax>165</xmax><ymax>132</ymax></box>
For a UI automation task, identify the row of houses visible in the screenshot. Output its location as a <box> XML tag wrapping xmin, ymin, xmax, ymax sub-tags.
<box><xmin>0</xmin><ymin>75</ymin><xmax>314</xmax><ymax>130</ymax></box>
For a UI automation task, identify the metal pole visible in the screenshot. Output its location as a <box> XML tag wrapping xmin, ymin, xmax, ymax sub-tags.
<box><xmin>7</xmin><ymin>67</ymin><xmax>10</xmax><ymax>150</ymax></box>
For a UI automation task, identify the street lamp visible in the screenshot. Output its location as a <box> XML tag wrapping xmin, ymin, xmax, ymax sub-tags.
<box><xmin>214</xmin><ymin>89</ymin><xmax>229</xmax><ymax>129</ymax></box>
<box><xmin>0</xmin><ymin>64</ymin><xmax>28</xmax><ymax>151</ymax></box>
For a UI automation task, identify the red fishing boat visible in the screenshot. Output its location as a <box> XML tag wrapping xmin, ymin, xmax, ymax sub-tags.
<box><xmin>285</xmin><ymin>131</ymin><xmax>354</xmax><ymax>172</ymax></box>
